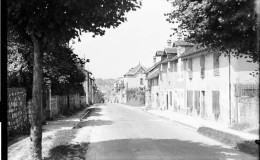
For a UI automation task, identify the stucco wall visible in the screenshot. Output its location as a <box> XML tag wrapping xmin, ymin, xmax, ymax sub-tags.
<box><xmin>172</xmin><ymin>60</ymin><xmax>186</xmax><ymax>111</ymax></box>
<box><xmin>185</xmin><ymin>53</ymin><xmax>230</xmax><ymax>124</ymax></box>
<box><xmin>124</xmin><ymin>71</ymin><xmax>147</xmax><ymax>89</ymax></box>
<box><xmin>185</xmin><ymin>52</ymin><xmax>259</xmax><ymax>126</ymax></box>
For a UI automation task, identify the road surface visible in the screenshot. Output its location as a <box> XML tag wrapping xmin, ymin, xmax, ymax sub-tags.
<box><xmin>81</xmin><ymin>103</ymin><xmax>257</xmax><ymax>160</ymax></box>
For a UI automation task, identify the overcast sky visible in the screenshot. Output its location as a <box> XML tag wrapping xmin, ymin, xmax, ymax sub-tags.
<box><xmin>71</xmin><ymin>0</ymin><xmax>177</xmax><ymax>79</ymax></box>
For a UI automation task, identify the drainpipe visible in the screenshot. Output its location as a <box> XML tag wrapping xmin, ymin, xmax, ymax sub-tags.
<box><xmin>229</xmin><ymin>52</ymin><xmax>231</xmax><ymax>125</ymax></box>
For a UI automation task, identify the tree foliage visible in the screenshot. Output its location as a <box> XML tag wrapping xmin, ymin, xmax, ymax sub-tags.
<box><xmin>7</xmin><ymin>40</ymin><xmax>88</xmax><ymax>98</ymax></box>
<box><xmin>8</xmin><ymin>0</ymin><xmax>141</xmax><ymax>44</ymax></box>
<box><xmin>8</xmin><ymin>0</ymin><xmax>141</xmax><ymax>158</ymax></box>
<box><xmin>166</xmin><ymin>0</ymin><xmax>258</xmax><ymax>62</ymax></box>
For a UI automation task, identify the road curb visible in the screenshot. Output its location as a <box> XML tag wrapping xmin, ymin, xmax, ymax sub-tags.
<box><xmin>73</xmin><ymin>107</ymin><xmax>96</xmax><ymax>129</ymax></box>
<box><xmin>139</xmin><ymin>109</ymin><xmax>259</xmax><ymax>147</ymax></box>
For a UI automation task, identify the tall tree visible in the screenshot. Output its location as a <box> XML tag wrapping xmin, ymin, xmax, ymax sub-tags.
<box><xmin>7</xmin><ymin>0</ymin><xmax>141</xmax><ymax>159</ymax></box>
<box><xmin>166</xmin><ymin>0</ymin><xmax>258</xmax><ymax>63</ymax></box>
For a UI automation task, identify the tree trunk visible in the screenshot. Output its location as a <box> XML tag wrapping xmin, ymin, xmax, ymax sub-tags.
<box><xmin>29</xmin><ymin>33</ymin><xmax>43</xmax><ymax>160</ymax></box>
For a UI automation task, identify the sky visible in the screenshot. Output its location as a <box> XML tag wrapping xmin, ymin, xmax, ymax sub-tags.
<box><xmin>71</xmin><ymin>0</ymin><xmax>178</xmax><ymax>79</ymax></box>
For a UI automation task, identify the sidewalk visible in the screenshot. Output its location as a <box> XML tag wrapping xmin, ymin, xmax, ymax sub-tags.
<box><xmin>139</xmin><ymin>108</ymin><xmax>259</xmax><ymax>141</ymax></box>
<box><xmin>8</xmin><ymin>106</ymin><xmax>90</xmax><ymax>160</ymax></box>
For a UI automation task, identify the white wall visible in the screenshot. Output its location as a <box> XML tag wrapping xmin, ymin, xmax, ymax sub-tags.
<box><xmin>124</xmin><ymin>69</ymin><xmax>147</xmax><ymax>89</ymax></box>
<box><xmin>186</xmin><ymin>52</ymin><xmax>230</xmax><ymax>124</ymax></box>
<box><xmin>185</xmin><ymin>52</ymin><xmax>259</xmax><ymax>125</ymax></box>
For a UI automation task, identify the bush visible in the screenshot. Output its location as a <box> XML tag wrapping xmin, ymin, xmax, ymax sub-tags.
<box><xmin>126</xmin><ymin>88</ymin><xmax>145</xmax><ymax>106</ymax></box>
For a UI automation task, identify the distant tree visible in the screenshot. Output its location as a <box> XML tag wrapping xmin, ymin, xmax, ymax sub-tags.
<box><xmin>7</xmin><ymin>0</ymin><xmax>141</xmax><ymax>159</ymax></box>
<box><xmin>166</xmin><ymin>0</ymin><xmax>258</xmax><ymax>63</ymax></box>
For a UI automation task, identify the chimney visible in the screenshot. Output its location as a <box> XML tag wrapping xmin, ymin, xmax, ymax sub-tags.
<box><xmin>153</xmin><ymin>56</ymin><xmax>156</xmax><ymax>64</ymax></box>
<box><xmin>167</xmin><ymin>40</ymin><xmax>171</xmax><ymax>48</ymax></box>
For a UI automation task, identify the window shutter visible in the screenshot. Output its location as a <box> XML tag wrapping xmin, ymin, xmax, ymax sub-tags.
<box><xmin>187</xmin><ymin>90</ymin><xmax>193</xmax><ymax>108</ymax></box>
<box><xmin>170</xmin><ymin>91</ymin><xmax>172</xmax><ymax>105</ymax></box>
<box><xmin>212</xmin><ymin>91</ymin><xmax>220</xmax><ymax>114</ymax></box>
<box><xmin>200</xmin><ymin>56</ymin><xmax>205</xmax><ymax>78</ymax></box>
<box><xmin>213</xmin><ymin>53</ymin><xmax>220</xmax><ymax>76</ymax></box>
<box><xmin>194</xmin><ymin>91</ymin><xmax>200</xmax><ymax>109</ymax></box>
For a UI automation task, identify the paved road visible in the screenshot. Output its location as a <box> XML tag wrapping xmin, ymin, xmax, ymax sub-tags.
<box><xmin>84</xmin><ymin>103</ymin><xmax>256</xmax><ymax>160</ymax></box>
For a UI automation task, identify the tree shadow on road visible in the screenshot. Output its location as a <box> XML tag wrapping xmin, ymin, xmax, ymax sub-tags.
<box><xmin>84</xmin><ymin>138</ymin><xmax>258</xmax><ymax>159</ymax></box>
<box><xmin>73</xmin><ymin>120</ymin><xmax>113</xmax><ymax>129</ymax></box>
<box><xmin>44</xmin><ymin>138</ymin><xmax>258</xmax><ymax>160</ymax></box>
<box><xmin>44</xmin><ymin>143</ymin><xmax>89</xmax><ymax>160</ymax></box>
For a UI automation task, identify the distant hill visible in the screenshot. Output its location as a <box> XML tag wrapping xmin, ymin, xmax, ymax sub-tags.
<box><xmin>95</xmin><ymin>78</ymin><xmax>116</xmax><ymax>94</ymax></box>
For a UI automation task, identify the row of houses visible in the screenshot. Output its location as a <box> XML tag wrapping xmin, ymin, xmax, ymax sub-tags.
<box><xmin>45</xmin><ymin>65</ymin><xmax>102</xmax><ymax>119</ymax></box>
<box><xmin>83</xmin><ymin>69</ymin><xmax>102</xmax><ymax>105</ymax></box>
<box><xmin>113</xmin><ymin>40</ymin><xmax>259</xmax><ymax>128</ymax></box>
<box><xmin>111</xmin><ymin>63</ymin><xmax>147</xmax><ymax>104</ymax></box>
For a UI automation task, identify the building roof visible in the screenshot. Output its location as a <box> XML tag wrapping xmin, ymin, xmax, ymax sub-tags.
<box><xmin>161</xmin><ymin>57</ymin><xmax>170</xmax><ymax>64</ymax></box>
<box><xmin>155</xmin><ymin>51</ymin><xmax>164</xmax><ymax>57</ymax></box>
<box><xmin>124</xmin><ymin>64</ymin><xmax>147</xmax><ymax>76</ymax></box>
<box><xmin>169</xmin><ymin>55</ymin><xmax>178</xmax><ymax>62</ymax></box>
<box><xmin>145</xmin><ymin>61</ymin><xmax>161</xmax><ymax>73</ymax></box>
<box><xmin>147</xmin><ymin>68</ymin><xmax>159</xmax><ymax>80</ymax></box>
<box><xmin>164</xmin><ymin>47</ymin><xmax>177</xmax><ymax>54</ymax></box>
<box><xmin>173</xmin><ymin>40</ymin><xmax>194</xmax><ymax>47</ymax></box>
<box><xmin>180</xmin><ymin>45</ymin><xmax>208</xmax><ymax>59</ymax></box>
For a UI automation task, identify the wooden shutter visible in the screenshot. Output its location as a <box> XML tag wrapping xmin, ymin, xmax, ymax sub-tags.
<box><xmin>212</xmin><ymin>91</ymin><xmax>220</xmax><ymax>114</ymax></box>
<box><xmin>194</xmin><ymin>91</ymin><xmax>200</xmax><ymax>109</ymax></box>
<box><xmin>187</xmin><ymin>90</ymin><xmax>193</xmax><ymax>108</ymax></box>
<box><xmin>170</xmin><ymin>91</ymin><xmax>172</xmax><ymax>105</ymax></box>
<box><xmin>213</xmin><ymin>53</ymin><xmax>220</xmax><ymax>76</ymax></box>
<box><xmin>200</xmin><ymin>56</ymin><xmax>205</xmax><ymax>78</ymax></box>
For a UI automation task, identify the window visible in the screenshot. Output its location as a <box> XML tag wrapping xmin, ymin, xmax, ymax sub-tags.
<box><xmin>200</xmin><ymin>55</ymin><xmax>205</xmax><ymax>78</ymax></box>
<box><xmin>213</xmin><ymin>53</ymin><xmax>220</xmax><ymax>76</ymax></box>
<box><xmin>140</xmin><ymin>78</ymin><xmax>143</xmax><ymax>85</ymax></box>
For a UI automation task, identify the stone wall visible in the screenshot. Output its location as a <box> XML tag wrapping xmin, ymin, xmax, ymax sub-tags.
<box><xmin>236</xmin><ymin>96</ymin><xmax>259</xmax><ymax>127</ymax></box>
<box><xmin>49</xmin><ymin>94</ymin><xmax>86</xmax><ymax>119</ymax></box>
<box><xmin>8</xmin><ymin>87</ymin><xmax>88</xmax><ymax>136</ymax></box>
<box><xmin>8</xmin><ymin>88</ymin><xmax>29</xmax><ymax>136</ymax></box>
<box><xmin>51</xmin><ymin>96</ymin><xmax>59</xmax><ymax>117</ymax></box>
<box><xmin>80</xmin><ymin>96</ymin><xmax>87</xmax><ymax>108</ymax></box>
<box><xmin>58</xmin><ymin>95</ymin><xmax>68</xmax><ymax>114</ymax></box>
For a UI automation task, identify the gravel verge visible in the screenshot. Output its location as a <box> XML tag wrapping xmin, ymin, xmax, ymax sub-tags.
<box><xmin>198</xmin><ymin>126</ymin><xmax>259</xmax><ymax>157</ymax></box>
